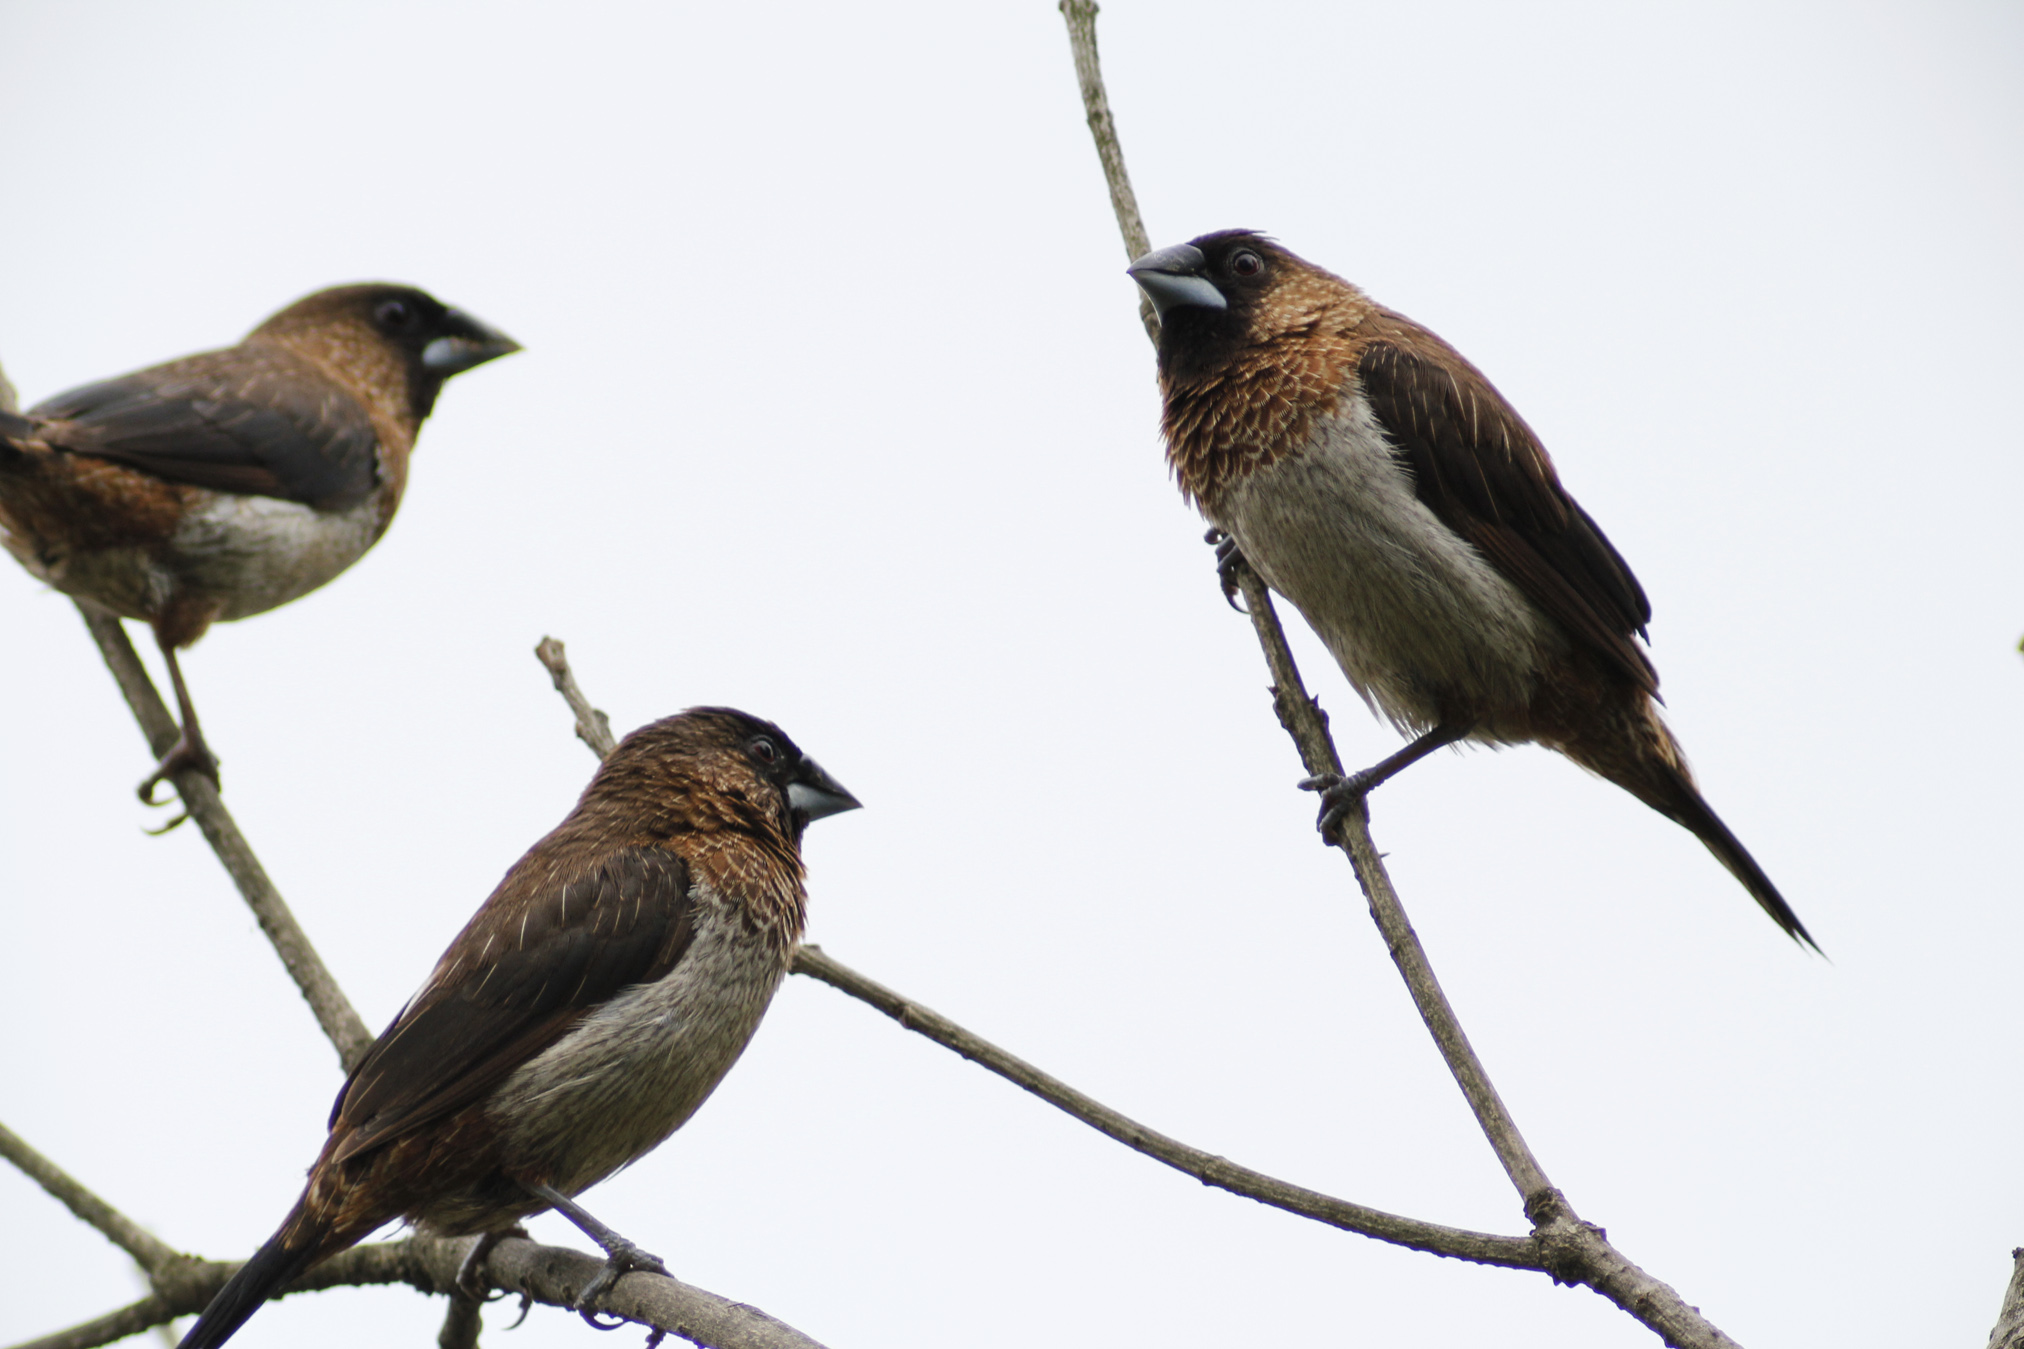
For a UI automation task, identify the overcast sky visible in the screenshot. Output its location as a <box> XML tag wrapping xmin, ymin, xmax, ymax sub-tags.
<box><xmin>3</xmin><ymin>2</ymin><xmax>2021</xmax><ymax>1346</ymax></box>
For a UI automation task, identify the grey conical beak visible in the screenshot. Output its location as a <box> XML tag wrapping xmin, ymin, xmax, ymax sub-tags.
<box><xmin>1127</xmin><ymin>243</ymin><xmax>1227</xmax><ymax>320</ymax></box>
<box><xmin>422</xmin><ymin>309</ymin><xmax>523</xmax><ymax>374</ymax></box>
<box><xmin>787</xmin><ymin>756</ymin><xmax>862</xmax><ymax>825</ymax></box>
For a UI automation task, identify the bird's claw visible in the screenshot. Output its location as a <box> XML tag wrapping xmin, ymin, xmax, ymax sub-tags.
<box><xmin>573</xmin><ymin>1238</ymin><xmax>668</xmax><ymax>1328</ymax></box>
<box><xmin>1204</xmin><ymin>527</ymin><xmax>1250</xmax><ymax>612</ymax></box>
<box><xmin>455</xmin><ymin>1228</ymin><xmax>527</xmax><ymax>1302</ymax></box>
<box><xmin>1299</xmin><ymin>770</ymin><xmax>1377</xmax><ymax>837</ymax></box>
<box><xmin>136</xmin><ymin>732</ymin><xmax>221</xmax><ymax>806</ymax></box>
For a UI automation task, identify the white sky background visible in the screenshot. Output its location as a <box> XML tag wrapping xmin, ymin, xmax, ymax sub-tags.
<box><xmin>2</xmin><ymin>1</ymin><xmax>2020</xmax><ymax>1345</ymax></box>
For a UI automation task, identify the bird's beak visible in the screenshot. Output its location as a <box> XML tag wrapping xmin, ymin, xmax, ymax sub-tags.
<box><xmin>786</xmin><ymin>756</ymin><xmax>862</xmax><ymax>826</ymax></box>
<box><xmin>422</xmin><ymin>310</ymin><xmax>523</xmax><ymax>374</ymax></box>
<box><xmin>1127</xmin><ymin>244</ymin><xmax>1227</xmax><ymax>320</ymax></box>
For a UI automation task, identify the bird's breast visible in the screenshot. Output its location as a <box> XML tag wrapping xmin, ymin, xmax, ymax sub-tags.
<box><xmin>1209</xmin><ymin>396</ymin><xmax>1558</xmax><ymax>735</ymax></box>
<box><xmin>169</xmin><ymin>491</ymin><xmax>387</xmax><ymax>620</ymax></box>
<box><xmin>485</xmin><ymin>882</ymin><xmax>794</xmax><ymax>1195</ymax></box>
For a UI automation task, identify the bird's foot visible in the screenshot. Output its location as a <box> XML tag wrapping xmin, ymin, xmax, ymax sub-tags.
<box><xmin>455</xmin><ymin>1227</ymin><xmax>528</xmax><ymax>1302</ymax></box>
<box><xmin>1298</xmin><ymin>769</ymin><xmax>1379</xmax><ymax>838</ymax></box>
<box><xmin>573</xmin><ymin>1237</ymin><xmax>669</xmax><ymax>1328</ymax></box>
<box><xmin>1205</xmin><ymin>527</ymin><xmax>1250</xmax><ymax>612</ymax></box>
<box><xmin>136</xmin><ymin>729</ymin><xmax>221</xmax><ymax>808</ymax></box>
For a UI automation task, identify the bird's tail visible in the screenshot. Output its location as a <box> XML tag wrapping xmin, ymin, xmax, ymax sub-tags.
<box><xmin>1584</xmin><ymin>719</ymin><xmax>1818</xmax><ymax>952</ymax></box>
<box><xmin>176</xmin><ymin>1212</ymin><xmax>331</xmax><ymax>1349</ymax></box>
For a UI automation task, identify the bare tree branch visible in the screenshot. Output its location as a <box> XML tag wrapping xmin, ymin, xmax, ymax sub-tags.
<box><xmin>1055</xmin><ymin>4</ymin><xmax>1744</xmax><ymax>1346</ymax></box>
<box><xmin>11</xmin><ymin>1295</ymin><xmax>177</xmax><ymax>1349</ymax></box>
<box><xmin>436</xmin><ymin>1290</ymin><xmax>484</xmax><ymax>1349</ymax></box>
<box><xmin>1057</xmin><ymin>0</ymin><xmax>1157</xmax><ymax>341</ymax></box>
<box><xmin>1224</xmin><ymin>563</ymin><xmax>1552</xmax><ymax>1199</ymax></box>
<box><xmin>9</xmin><ymin>1235</ymin><xmax>830</xmax><ymax>1349</ymax></box>
<box><xmin>1989</xmin><ymin>1249</ymin><xmax>2024</xmax><ymax>1349</ymax></box>
<box><xmin>535</xmin><ymin>636</ymin><xmax>618</xmax><ymax>757</ymax></box>
<box><xmin>0</xmin><ymin>1122</ymin><xmax>184</xmax><ymax>1276</ymax></box>
<box><xmin>789</xmin><ymin>945</ymin><xmax>1533</xmax><ymax>1266</ymax></box>
<box><xmin>72</xmin><ymin>602</ymin><xmax>373</xmax><ymax>1070</ymax></box>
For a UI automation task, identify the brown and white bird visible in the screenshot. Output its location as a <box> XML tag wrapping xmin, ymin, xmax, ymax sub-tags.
<box><xmin>1128</xmin><ymin>230</ymin><xmax>1813</xmax><ymax>948</ymax></box>
<box><xmin>176</xmin><ymin>707</ymin><xmax>861</xmax><ymax>1349</ymax></box>
<box><xmin>0</xmin><ymin>284</ymin><xmax>519</xmax><ymax>800</ymax></box>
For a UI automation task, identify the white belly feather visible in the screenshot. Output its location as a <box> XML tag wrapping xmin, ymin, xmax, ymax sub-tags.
<box><xmin>1210</xmin><ymin>397</ymin><xmax>1557</xmax><ymax>736</ymax></box>
<box><xmin>171</xmin><ymin>492</ymin><xmax>385</xmax><ymax>620</ymax></box>
<box><xmin>485</xmin><ymin>880</ymin><xmax>792</xmax><ymax>1197</ymax></box>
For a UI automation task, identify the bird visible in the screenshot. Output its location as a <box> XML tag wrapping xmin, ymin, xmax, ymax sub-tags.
<box><xmin>0</xmin><ymin>284</ymin><xmax>519</xmax><ymax>803</ymax></box>
<box><xmin>175</xmin><ymin>706</ymin><xmax>862</xmax><ymax>1349</ymax></box>
<box><xmin>1127</xmin><ymin>230</ymin><xmax>1814</xmax><ymax>948</ymax></box>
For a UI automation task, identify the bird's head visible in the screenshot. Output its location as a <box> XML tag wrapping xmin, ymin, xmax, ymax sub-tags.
<box><xmin>1128</xmin><ymin>231</ymin><xmax>1352</xmax><ymax>379</ymax></box>
<box><xmin>249</xmin><ymin>283</ymin><xmax>521</xmax><ymax>422</ymax></box>
<box><xmin>600</xmin><ymin>707</ymin><xmax>862</xmax><ymax>850</ymax></box>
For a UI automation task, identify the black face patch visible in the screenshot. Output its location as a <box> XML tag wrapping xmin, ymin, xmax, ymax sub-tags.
<box><xmin>1151</xmin><ymin>230</ymin><xmax>1293</xmax><ymax>380</ymax></box>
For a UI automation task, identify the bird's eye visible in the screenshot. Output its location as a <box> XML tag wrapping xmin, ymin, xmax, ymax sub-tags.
<box><xmin>750</xmin><ymin>738</ymin><xmax>779</xmax><ymax>765</ymax></box>
<box><xmin>1229</xmin><ymin>250</ymin><xmax>1264</xmax><ymax>278</ymax></box>
<box><xmin>374</xmin><ymin>300</ymin><xmax>416</xmax><ymax>331</ymax></box>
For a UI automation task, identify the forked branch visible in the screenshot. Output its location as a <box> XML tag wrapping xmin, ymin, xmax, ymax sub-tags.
<box><xmin>1055</xmin><ymin>3</ymin><xmax>1740</xmax><ymax>1344</ymax></box>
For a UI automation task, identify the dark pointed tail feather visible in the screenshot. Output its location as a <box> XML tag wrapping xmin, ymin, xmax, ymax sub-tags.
<box><xmin>1621</xmin><ymin>757</ymin><xmax>1820</xmax><ymax>952</ymax></box>
<box><xmin>176</xmin><ymin>1225</ymin><xmax>324</xmax><ymax>1349</ymax></box>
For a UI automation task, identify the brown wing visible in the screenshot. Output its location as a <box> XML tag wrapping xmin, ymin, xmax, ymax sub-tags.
<box><xmin>1357</xmin><ymin>336</ymin><xmax>1657</xmax><ymax>694</ymax></box>
<box><xmin>30</xmin><ymin>347</ymin><xmax>381</xmax><ymax>510</ymax></box>
<box><xmin>328</xmin><ymin>846</ymin><xmax>696</xmax><ymax>1164</ymax></box>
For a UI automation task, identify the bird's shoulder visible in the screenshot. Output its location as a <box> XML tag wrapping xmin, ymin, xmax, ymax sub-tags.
<box><xmin>29</xmin><ymin>344</ymin><xmax>385</xmax><ymax>511</ymax></box>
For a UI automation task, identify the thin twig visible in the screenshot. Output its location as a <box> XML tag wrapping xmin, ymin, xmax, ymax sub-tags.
<box><xmin>1225</xmin><ymin>564</ymin><xmax>1552</xmax><ymax>1201</ymax></box>
<box><xmin>10</xmin><ymin>1295</ymin><xmax>176</xmax><ymax>1349</ymax></box>
<box><xmin>1057</xmin><ymin>0</ymin><xmax>1157</xmax><ymax>341</ymax></box>
<box><xmin>791</xmin><ymin>945</ymin><xmax>1533</xmax><ymax>1267</ymax></box>
<box><xmin>1056</xmin><ymin>6</ymin><xmax>1742</xmax><ymax>1346</ymax></box>
<box><xmin>74</xmin><ymin>603</ymin><xmax>372</xmax><ymax>1070</ymax></box>
<box><xmin>0</xmin><ymin>1121</ymin><xmax>182</xmax><ymax>1275</ymax></box>
<box><xmin>536</xmin><ymin>636</ymin><xmax>618</xmax><ymax>757</ymax></box>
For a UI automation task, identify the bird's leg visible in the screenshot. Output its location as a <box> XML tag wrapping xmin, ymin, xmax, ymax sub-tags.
<box><xmin>137</xmin><ymin>633</ymin><xmax>222</xmax><ymax>806</ymax></box>
<box><xmin>526</xmin><ymin>1182</ymin><xmax>669</xmax><ymax>1327</ymax></box>
<box><xmin>1205</xmin><ymin>527</ymin><xmax>1250</xmax><ymax>612</ymax></box>
<box><xmin>454</xmin><ymin>1226</ymin><xmax>528</xmax><ymax>1301</ymax></box>
<box><xmin>1300</xmin><ymin>721</ymin><xmax>1473</xmax><ymax>837</ymax></box>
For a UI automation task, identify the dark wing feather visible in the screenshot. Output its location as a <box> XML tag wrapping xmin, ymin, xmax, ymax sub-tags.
<box><xmin>328</xmin><ymin>847</ymin><xmax>697</xmax><ymax>1163</ymax></box>
<box><xmin>1357</xmin><ymin>338</ymin><xmax>1657</xmax><ymax>693</ymax></box>
<box><xmin>30</xmin><ymin>348</ymin><xmax>381</xmax><ymax>510</ymax></box>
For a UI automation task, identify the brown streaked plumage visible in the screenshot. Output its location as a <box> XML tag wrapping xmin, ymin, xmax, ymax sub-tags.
<box><xmin>176</xmin><ymin>708</ymin><xmax>861</xmax><ymax>1349</ymax></box>
<box><xmin>1129</xmin><ymin>230</ymin><xmax>1813</xmax><ymax>949</ymax></box>
<box><xmin>0</xmin><ymin>284</ymin><xmax>518</xmax><ymax>801</ymax></box>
